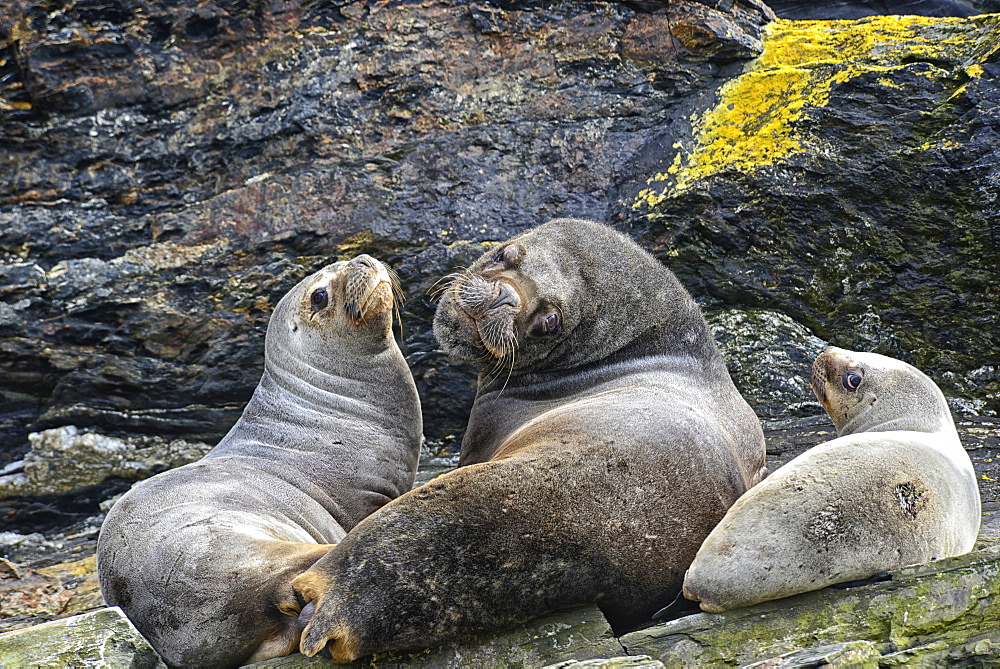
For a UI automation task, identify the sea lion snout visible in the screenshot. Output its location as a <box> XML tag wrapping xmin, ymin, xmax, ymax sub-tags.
<box><xmin>457</xmin><ymin>275</ymin><xmax>522</xmax><ymax>317</ymax></box>
<box><xmin>344</xmin><ymin>255</ymin><xmax>395</xmax><ymax>323</ymax></box>
<box><xmin>447</xmin><ymin>274</ymin><xmax>523</xmax><ymax>360</ymax></box>
<box><xmin>810</xmin><ymin>347</ymin><xmax>851</xmax><ymax>409</ymax></box>
<box><xmin>489</xmin><ymin>281</ymin><xmax>521</xmax><ymax>310</ymax></box>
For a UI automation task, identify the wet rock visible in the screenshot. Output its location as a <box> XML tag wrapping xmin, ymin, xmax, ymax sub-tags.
<box><xmin>631</xmin><ymin>13</ymin><xmax>1000</xmax><ymax>417</ymax></box>
<box><xmin>545</xmin><ymin>656</ymin><xmax>666</xmax><ymax>669</ymax></box>
<box><xmin>0</xmin><ymin>555</ymin><xmax>102</xmax><ymax>633</ymax></box>
<box><xmin>619</xmin><ymin>545</ymin><xmax>1000</xmax><ymax>666</ymax></box>
<box><xmin>0</xmin><ymin>557</ymin><xmax>73</xmax><ymax>623</ymax></box>
<box><xmin>0</xmin><ymin>426</ymin><xmax>211</xmax><ymax>499</ymax></box>
<box><xmin>0</xmin><ymin>606</ymin><xmax>162</xmax><ymax>668</ymax></box>
<box><xmin>1</xmin><ymin>0</ymin><xmax>773</xmax><ymax>457</ymax></box>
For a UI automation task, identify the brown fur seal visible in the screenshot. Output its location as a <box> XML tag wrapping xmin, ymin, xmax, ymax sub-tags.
<box><xmin>682</xmin><ymin>347</ymin><xmax>981</xmax><ymax>612</ymax></box>
<box><xmin>292</xmin><ymin>218</ymin><xmax>767</xmax><ymax>662</ymax></box>
<box><xmin>96</xmin><ymin>255</ymin><xmax>422</xmax><ymax>668</ymax></box>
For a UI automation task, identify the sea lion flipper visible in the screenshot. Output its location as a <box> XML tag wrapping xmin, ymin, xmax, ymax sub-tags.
<box><xmin>291</xmin><ymin>568</ymin><xmax>327</xmax><ymax>606</ymax></box>
<box><xmin>294</xmin><ymin>564</ymin><xmax>367</xmax><ymax>662</ymax></box>
<box><xmin>269</xmin><ymin>542</ymin><xmax>338</xmax><ymax>616</ymax></box>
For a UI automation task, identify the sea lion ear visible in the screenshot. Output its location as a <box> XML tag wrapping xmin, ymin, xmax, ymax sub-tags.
<box><xmin>486</xmin><ymin>243</ymin><xmax>526</xmax><ymax>270</ymax></box>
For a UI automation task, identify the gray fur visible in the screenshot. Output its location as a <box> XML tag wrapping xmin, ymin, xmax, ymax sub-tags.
<box><xmin>682</xmin><ymin>347</ymin><xmax>981</xmax><ymax>612</ymax></box>
<box><xmin>295</xmin><ymin>218</ymin><xmax>767</xmax><ymax>662</ymax></box>
<box><xmin>96</xmin><ymin>256</ymin><xmax>422</xmax><ymax>668</ymax></box>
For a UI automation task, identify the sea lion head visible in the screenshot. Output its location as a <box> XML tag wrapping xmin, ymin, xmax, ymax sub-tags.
<box><xmin>433</xmin><ymin>218</ymin><xmax>703</xmax><ymax>377</ymax></box>
<box><xmin>811</xmin><ymin>346</ymin><xmax>952</xmax><ymax>436</ymax></box>
<box><xmin>268</xmin><ymin>254</ymin><xmax>400</xmax><ymax>367</ymax></box>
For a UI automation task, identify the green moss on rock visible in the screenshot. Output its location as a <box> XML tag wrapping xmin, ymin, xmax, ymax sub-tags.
<box><xmin>620</xmin><ymin>546</ymin><xmax>1000</xmax><ymax>666</ymax></box>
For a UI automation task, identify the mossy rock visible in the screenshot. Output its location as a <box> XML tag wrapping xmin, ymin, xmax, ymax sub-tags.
<box><xmin>0</xmin><ymin>606</ymin><xmax>163</xmax><ymax>668</ymax></box>
<box><xmin>632</xmin><ymin>14</ymin><xmax>1000</xmax><ymax>414</ymax></box>
<box><xmin>620</xmin><ymin>545</ymin><xmax>1000</xmax><ymax>666</ymax></box>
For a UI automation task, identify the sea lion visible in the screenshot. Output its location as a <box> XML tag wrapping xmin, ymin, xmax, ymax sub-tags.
<box><xmin>682</xmin><ymin>347</ymin><xmax>981</xmax><ymax>612</ymax></box>
<box><xmin>96</xmin><ymin>255</ymin><xmax>422</xmax><ymax>668</ymax></box>
<box><xmin>293</xmin><ymin>218</ymin><xmax>768</xmax><ymax>662</ymax></box>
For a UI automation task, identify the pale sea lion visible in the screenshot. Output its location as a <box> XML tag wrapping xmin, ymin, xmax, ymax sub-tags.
<box><xmin>682</xmin><ymin>347</ymin><xmax>981</xmax><ymax>612</ymax></box>
<box><xmin>96</xmin><ymin>255</ymin><xmax>422</xmax><ymax>668</ymax></box>
<box><xmin>293</xmin><ymin>218</ymin><xmax>768</xmax><ymax>662</ymax></box>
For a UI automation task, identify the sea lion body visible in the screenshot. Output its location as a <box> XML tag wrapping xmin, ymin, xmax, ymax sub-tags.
<box><xmin>294</xmin><ymin>218</ymin><xmax>767</xmax><ymax>662</ymax></box>
<box><xmin>682</xmin><ymin>347</ymin><xmax>981</xmax><ymax>612</ymax></box>
<box><xmin>97</xmin><ymin>256</ymin><xmax>422</xmax><ymax>668</ymax></box>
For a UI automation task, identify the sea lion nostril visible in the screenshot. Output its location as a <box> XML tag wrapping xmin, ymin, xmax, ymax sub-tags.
<box><xmin>489</xmin><ymin>282</ymin><xmax>520</xmax><ymax>310</ymax></box>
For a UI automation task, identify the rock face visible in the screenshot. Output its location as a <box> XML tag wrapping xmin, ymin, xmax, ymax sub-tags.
<box><xmin>0</xmin><ymin>0</ymin><xmax>775</xmax><ymax>462</ymax></box>
<box><xmin>630</xmin><ymin>13</ymin><xmax>1000</xmax><ymax>416</ymax></box>
<box><xmin>3</xmin><ymin>1</ymin><xmax>997</xmax><ymax>463</ymax></box>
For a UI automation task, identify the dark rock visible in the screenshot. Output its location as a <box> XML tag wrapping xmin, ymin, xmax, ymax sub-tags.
<box><xmin>631</xmin><ymin>13</ymin><xmax>1000</xmax><ymax>417</ymax></box>
<box><xmin>0</xmin><ymin>0</ymin><xmax>773</xmax><ymax>459</ymax></box>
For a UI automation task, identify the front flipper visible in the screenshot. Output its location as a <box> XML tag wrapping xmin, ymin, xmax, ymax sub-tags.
<box><xmin>292</xmin><ymin>569</ymin><xmax>366</xmax><ymax>663</ymax></box>
<box><xmin>244</xmin><ymin>541</ymin><xmax>337</xmax><ymax>664</ymax></box>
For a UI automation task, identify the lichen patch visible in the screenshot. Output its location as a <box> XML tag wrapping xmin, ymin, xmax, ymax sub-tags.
<box><xmin>635</xmin><ymin>14</ymin><xmax>1000</xmax><ymax>208</ymax></box>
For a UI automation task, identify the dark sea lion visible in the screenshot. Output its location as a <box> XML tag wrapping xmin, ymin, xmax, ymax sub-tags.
<box><xmin>293</xmin><ymin>218</ymin><xmax>767</xmax><ymax>662</ymax></box>
<box><xmin>96</xmin><ymin>255</ymin><xmax>422</xmax><ymax>668</ymax></box>
<box><xmin>682</xmin><ymin>347</ymin><xmax>981</xmax><ymax>612</ymax></box>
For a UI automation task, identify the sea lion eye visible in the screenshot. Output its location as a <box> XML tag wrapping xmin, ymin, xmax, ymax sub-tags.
<box><xmin>842</xmin><ymin>371</ymin><xmax>862</xmax><ymax>391</ymax></box>
<box><xmin>529</xmin><ymin>309</ymin><xmax>561</xmax><ymax>338</ymax></box>
<box><xmin>310</xmin><ymin>288</ymin><xmax>328</xmax><ymax>311</ymax></box>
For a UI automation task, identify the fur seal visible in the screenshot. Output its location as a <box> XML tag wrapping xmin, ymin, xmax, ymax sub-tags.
<box><xmin>682</xmin><ymin>347</ymin><xmax>981</xmax><ymax>612</ymax></box>
<box><xmin>96</xmin><ymin>255</ymin><xmax>422</xmax><ymax>668</ymax></box>
<box><xmin>293</xmin><ymin>218</ymin><xmax>767</xmax><ymax>662</ymax></box>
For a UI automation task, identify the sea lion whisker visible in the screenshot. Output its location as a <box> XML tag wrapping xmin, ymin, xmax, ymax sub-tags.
<box><xmin>386</xmin><ymin>266</ymin><xmax>405</xmax><ymax>305</ymax></box>
<box><xmin>427</xmin><ymin>270</ymin><xmax>472</xmax><ymax>300</ymax></box>
<box><xmin>494</xmin><ymin>335</ymin><xmax>518</xmax><ymax>397</ymax></box>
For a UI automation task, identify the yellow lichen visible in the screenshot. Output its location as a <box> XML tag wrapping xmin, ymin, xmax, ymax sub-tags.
<box><xmin>636</xmin><ymin>14</ymin><xmax>1000</xmax><ymax>208</ymax></box>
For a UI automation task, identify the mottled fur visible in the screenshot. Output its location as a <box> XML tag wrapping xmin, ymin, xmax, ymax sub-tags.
<box><xmin>682</xmin><ymin>347</ymin><xmax>981</xmax><ymax>612</ymax></box>
<box><xmin>295</xmin><ymin>218</ymin><xmax>767</xmax><ymax>661</ymax></box>
<box><xmin>97</xmin><ymin>256</ymin><xmax>422</xmax><ymax>668</ymax></box>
